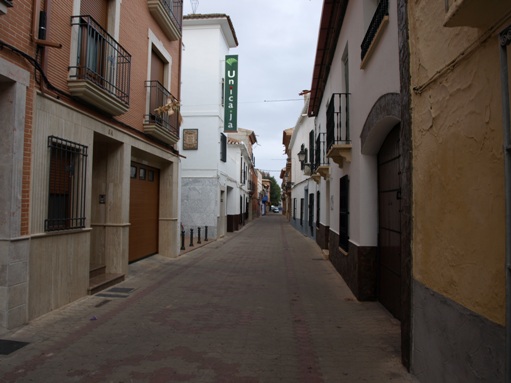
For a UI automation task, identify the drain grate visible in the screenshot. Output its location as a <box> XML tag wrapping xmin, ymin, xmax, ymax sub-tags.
<box><xmin>95</xmin><ymin>287</ymin><xmax>135</xmax><ymax>299</ymax></box>
<box><xmin>95</xmin><ymin>293</ymin><xmax>127</xmax><ymax>298</ymax></box>
<box><xmin>106</xmin><ymin>287</ymin><xmax>134</xmax><ymax>294</ymax></box>
<box><xmin>0</xmin><ymin>339</ymin><xmax>29</xmax><ymax>355</ymax></box>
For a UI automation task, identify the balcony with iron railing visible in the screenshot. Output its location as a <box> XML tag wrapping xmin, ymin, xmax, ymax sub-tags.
<box><xmin>326</xmin><ymin>93</ymin><xmax>351</xmax><ymax>168</ymax></box>
<box><xmin>144</xmin><ymin>80</ymin><xmax>180</xmax><ymax>145</ymax></box>
<box><xmin>148</xmin><ymin>0</ymin><xmax>183</xmax><ymax>41</ymax></box>
<box><xmin>312</xmin><ymin>132</ymin><xmax>329</xmax><ymax>181</ymax></box>
<box><xmin>360</xmin><ymin>0</ymin><xmax>389</xmax><ymax>68</ymax></box>
<box><xmin>68</xmin><ymin>15</ymin><xmax>131</xmax><ymax>116</ymax></box>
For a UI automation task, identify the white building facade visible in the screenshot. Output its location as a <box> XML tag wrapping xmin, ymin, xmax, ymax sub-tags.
<box><xmin>306</xmin><ymin>0</ymin><xmax>412</xmax><ymax>367</ymax></box>
<box><xmin>288</xmin><ymin>93</ymin><xmax>317</xmax><ymax>240</ymax></box>
<box><xmin>180</xmin><ymin>14</ymin><xmax>256</xmax><ymax>238</ymax></box>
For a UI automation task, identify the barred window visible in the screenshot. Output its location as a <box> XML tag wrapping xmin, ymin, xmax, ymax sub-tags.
<box><xmin>300</xmin><ymin>198</ymin><xmax>304</xmax><ymax>227</ymax></box>
<box><xmin>220</xmin><ymin>133</ymin><xmax>227</xmax><ymax>162</ymax></box>
<box><xmin>309</xmin><ymin>193</ymin><xmax>314</xmax><ymax>233</ymax></box>
<box><xmin>45</xmin><ymin>136</ymin><xmax>88</xmax><ymax>232</ymax></box>
<box><xmin>316</xmin><ymin>191</ymin><xmax>320</xmax><ymax>228</ymax></box>
<box><xmin>339</xmin><ymin>175</ymin><xmax>349</xmax><ymax>251</ymax></box>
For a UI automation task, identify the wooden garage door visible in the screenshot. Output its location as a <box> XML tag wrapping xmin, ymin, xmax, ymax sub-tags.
<box><xmin>377</xmin><ymin>125</ymin><xmax>401</xmax><ymax>320</ymax></box>
<box><xmin>129</xmin><ymin>162</ymin><xmax>159</xmax><ymax>262</ymax></box>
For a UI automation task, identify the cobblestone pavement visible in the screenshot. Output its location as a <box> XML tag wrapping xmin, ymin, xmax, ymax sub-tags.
<box><xmin>0</xmin><ymin>215</ymin><xmax>418</xmax><ymax>383</ymax></box>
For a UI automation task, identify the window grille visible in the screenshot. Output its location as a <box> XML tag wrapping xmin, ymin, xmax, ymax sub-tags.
<box><xmin>45</xmin><ymin>136</ymin><xmax>88</xmax><ymax>232</ymax></box>
<box><xmin>300</xmin><ymin>198</ymin><xmax>304</xmax><ymax>226</ymax></box>
<box><xmin>309</xmin><ymin>193</ymin><xmax>314</xmax><ymax>233</ymax></box>
<box><xmin>220</xmin><ymin>133</ymin><xmax>227</xmax><ymax>162</ymax></box>
<box><xmin>309</xmin><ymin>130</ymin><xmax>315</xmax><ymax>170</ymax></box>
<box><xmin>316</xmin><ymin>191</ymin><xmax>320</xmax><ymax>228</ymax></box>
<box><xmin>360</xmin><ymin>0</ymin><xmax>389</xmax><ymax>61</ymax></box>
<box><xmin>339</xmin><ymin>175</ymin><xmax>349</xmax><ymax>251</ymax></box>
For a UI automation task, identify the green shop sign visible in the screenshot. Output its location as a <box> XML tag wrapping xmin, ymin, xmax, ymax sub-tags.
<box><xmin>224</xmin><ymin>55</ymin><xmax>238</xmax><ymax>132</ymax></box>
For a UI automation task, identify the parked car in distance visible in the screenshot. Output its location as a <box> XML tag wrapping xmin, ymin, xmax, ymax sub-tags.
<box><xmin>271</xmin><ymin>206</ymin><xmax>280</xmax><ymax>213</ymax></box>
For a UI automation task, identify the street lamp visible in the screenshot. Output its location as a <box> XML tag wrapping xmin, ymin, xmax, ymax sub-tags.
<box><xmin>297</xmin><ymin>144</ymin><xmax>307</xmax><ymax>162</ymax></box>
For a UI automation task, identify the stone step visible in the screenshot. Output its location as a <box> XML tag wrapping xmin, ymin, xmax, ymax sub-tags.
<box><xmin>89</xmin><ymin>264</ymin><xmax>106</xmax><ymax>279</ymax></box>
<box><xmin>88</xmin><ymin>273</ymin><xmax>125</xmax><ymax>295</ymax></box>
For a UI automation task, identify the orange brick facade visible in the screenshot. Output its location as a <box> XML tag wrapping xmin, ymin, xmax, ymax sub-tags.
<box><xmin>0</xmin><ymin>0</ymin><xmax>183</xmax><ymax>329</ymax></box>
<box><xmin>0</xmin><ymin>1</ymin><xmax>182</xmax><ymax>235</ymax></box>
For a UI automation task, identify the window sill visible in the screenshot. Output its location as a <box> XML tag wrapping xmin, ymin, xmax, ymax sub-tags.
<box><xmin>33</xmin><ymin>227</ymin><xmax>92</xmax><ymax>238</ymax></box>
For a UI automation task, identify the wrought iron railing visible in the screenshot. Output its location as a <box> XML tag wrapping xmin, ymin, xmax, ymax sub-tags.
<box><xmin>70</xmin><ymin>15</ymin><xmax>131</xmax><ymax>107</ymax></box>
<box><xmin>326</xmin><ymin>93</ymin><xmax>350</xmax><ymax>151</ymax></box>
<box><xmin>360</xmin><ymin>0</ymin><xmax>389</xmax><ymax>60</ymax></box>
<box><xmin>314</xmin><ymin>133</ymin><xmax>328</xmax><ymax>173</ymax></box>
<box><xmin>144</xmin><ymin>80</ymin><xmax>180</xmax><ymax>139</ymax></box>
<box><xmin>159</xmin><ymin>0</ymin><xmax>183</xmax><ymax>30</ymax></box>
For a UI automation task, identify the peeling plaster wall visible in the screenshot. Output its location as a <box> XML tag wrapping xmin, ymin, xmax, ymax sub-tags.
<box><xmin>409</xmin><ymin>0</ymin><xmax>506</xmax><ymax>327</ymax></box>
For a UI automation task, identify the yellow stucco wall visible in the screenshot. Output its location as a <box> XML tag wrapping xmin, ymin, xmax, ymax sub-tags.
<box><xmin>409</xmin><ymin>1</ymin><xmax>506</xmax><ymax>325</ymax></box>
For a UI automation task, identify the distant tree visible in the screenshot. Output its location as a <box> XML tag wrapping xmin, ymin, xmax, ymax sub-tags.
<box><xmin>261</xmin><ymin>172</ymin><xmax>281</xmax><ymax>206</ymax></box>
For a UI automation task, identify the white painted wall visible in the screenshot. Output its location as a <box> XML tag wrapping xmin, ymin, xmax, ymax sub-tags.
<box><xmin>314</xmin><ymin>0</ymin><xmax>401</xmax><ymax>247</ymax></box>
<box><xmin>179</xmin><ymin>16</ymin><xmax>271</xmax><ymax>233</ymax></box>
<box><xmin>180</xmin><ymin>15</ymin><xmax>245</xmax><ymax>236</ymax></box>
<box><xmin>289</xmin><ymin>96</ymin><xmax>317</xmax><ymax>232</ymax></box>
<box><xmin>180</xmin><ymin>20</ymin><xmax>228</xmax><ymax>176</ymax></box>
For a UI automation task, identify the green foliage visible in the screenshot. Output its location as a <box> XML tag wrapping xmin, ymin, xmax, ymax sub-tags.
<box><xmin>261</xmin><ymin>172</ymin><xmax>281</xmax><ymax>206</ymax></box>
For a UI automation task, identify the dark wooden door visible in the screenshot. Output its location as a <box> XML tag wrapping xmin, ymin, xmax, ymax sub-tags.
<box><xmin>377</xmin><ymin>125</ymin><xmax>401</xmax><ymax>320</ymax></box>
<box><xmin>129</xmin><ymin>162</ymin><xmax>159</xmax><ymax>262</ymax></box>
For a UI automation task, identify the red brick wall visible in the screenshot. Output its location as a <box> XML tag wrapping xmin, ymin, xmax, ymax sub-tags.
<box><xmin>116</xmin><ymin>1</ymin><xmax>182</xmax><ymax>130</ymax></box>
<box><xmin>43</xmin><ymin>1</ymin><xmax>182</xmax><ymax>132</ymax></box>
<box><xmin>0</xmin><ymin>1</ymin><xmax>182</xmax><ymax>235</ymax></box>
<box><xmin>0</xmin><ymin>0</ymin><xmax>37</xmax><ymax>236</ymax></box>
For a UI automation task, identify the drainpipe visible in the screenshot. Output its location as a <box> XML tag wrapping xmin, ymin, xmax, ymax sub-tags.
<box><xmin>31</xmin><ymin>0</ymin><xmax>61</xmax><ymax>48</ymax></box>
<box><xmin>499</xmin><ymin>26</ymin><xmax>511</xmax><ymax>383</ymax></box>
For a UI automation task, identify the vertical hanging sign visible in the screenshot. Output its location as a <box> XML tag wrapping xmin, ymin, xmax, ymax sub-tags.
<box><xmin>224</xmin><ymin>55</ymin><xmax>238</xmax><ymax>132</ymax></box>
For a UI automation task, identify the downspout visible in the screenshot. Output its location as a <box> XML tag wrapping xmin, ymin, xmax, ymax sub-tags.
<box><xmin>31</xmin><ymin>0</ymin><xmax>61</xmax><ymax>48</ymax></box>
<box><xmin>499</xmin><ymin>25</ymin><xmax>511</xmax><ymax>383</ymax></box>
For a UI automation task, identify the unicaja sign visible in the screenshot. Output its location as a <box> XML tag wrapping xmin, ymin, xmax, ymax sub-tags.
<box><xmin>224</xmin><ymin>55</ymin><xmax>238</xmax><ymax>132</ymax></box>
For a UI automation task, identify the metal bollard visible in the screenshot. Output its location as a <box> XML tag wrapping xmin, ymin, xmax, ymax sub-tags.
<box><xmin>180</xmin><ymin>230</ymin><xmax>185</xmax><ymax>250</ymax></box>
<box><xmin>197</xmin><ymin>227</ymin><xmax>201</xmax><ymax>244</ymax></box>
<box><xmin>205</xmin><ymin>226</ymin><xmax>208</xmax><ymax>241</ymax></box>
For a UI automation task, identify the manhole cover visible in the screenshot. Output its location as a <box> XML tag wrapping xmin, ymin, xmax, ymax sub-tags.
<box><xmin>0</xmin><ymin>339</ymin><xmax>29</xmax><ymax>355</ymax></box>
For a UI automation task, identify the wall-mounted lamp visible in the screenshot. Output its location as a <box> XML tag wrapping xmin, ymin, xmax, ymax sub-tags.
<box><xmin>297</xmin><ymin>144</ymin><xmax>312</xmax><ymax>176</ymax></box>
<box><xmin>297</xmin><ymin>144</ymin><xmax>307</xmax><ymax>162</ymax></box>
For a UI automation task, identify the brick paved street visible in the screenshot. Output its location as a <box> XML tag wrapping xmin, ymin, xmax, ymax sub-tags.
<box><xmin>0</xmin><ymin>215</ymin><xmax>417</xmax><ymax>382</ymax></box>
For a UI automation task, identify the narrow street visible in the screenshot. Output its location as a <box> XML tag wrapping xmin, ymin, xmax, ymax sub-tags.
<box><xmin>0</xmin><ymin>216</ymin><xmax>416</xmax><ymax>382</ymax></box>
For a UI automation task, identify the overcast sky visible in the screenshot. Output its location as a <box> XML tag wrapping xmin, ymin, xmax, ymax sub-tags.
<box><xmin>182</xmin><ymin>0</ymin><xmax>323</xmax><ymax>181</ymax></box>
